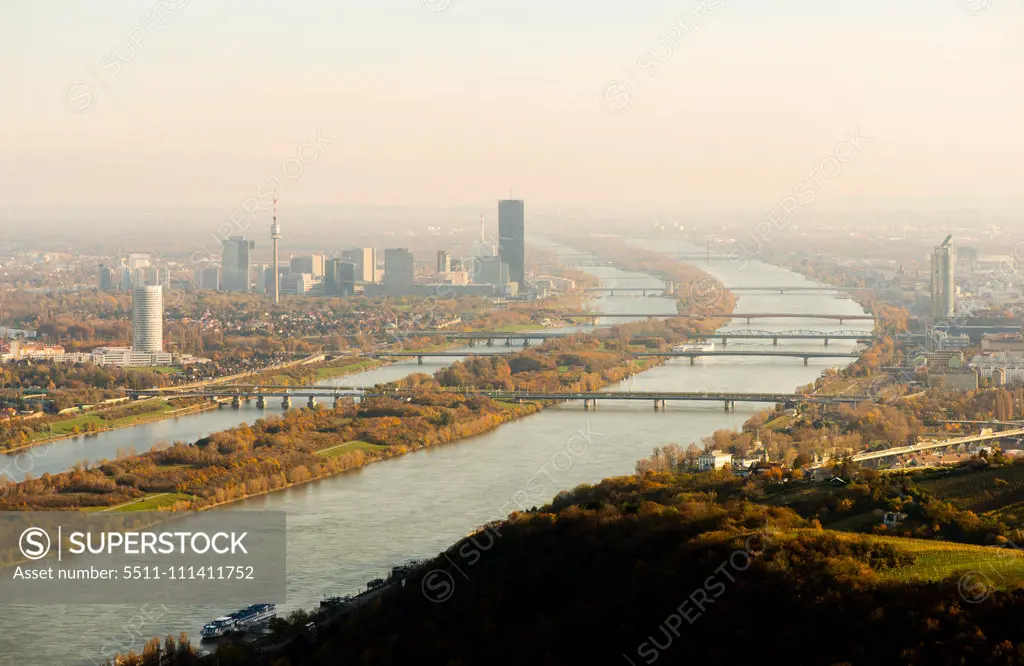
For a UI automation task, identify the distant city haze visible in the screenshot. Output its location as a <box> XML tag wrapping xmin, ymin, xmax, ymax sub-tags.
<box><xmin>3</xmin><ymin>0</ymin><xmax>1024</xmax><ymax>219</ymax></box>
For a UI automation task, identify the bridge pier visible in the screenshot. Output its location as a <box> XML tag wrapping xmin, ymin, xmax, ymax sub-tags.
<box><xmin>803</xmin><ymin>357</ymin><xmax>809</xmax><ymax>366</ymax></box>
<box><xmin>256</xmin><ymin>396</ymin><xmax>266</xmax><ymax>409</ymax></box>
<box><xmin>664</xmin><ymin>281</ymin><xmax>674</xmax><ymax>296</ymax></box>
<box><xmin>505</xmin><ymin>338</ymin><xmax>512</xmax><ymax>346</ymax></box>
<box><xmin>231</xmin><ymin>396</ymin><xmax>241</xmax><ymax>409</ymax></box>
<box><xmin>689</xmin><ymin>356</ymin><xmax>696</xmax><ymax>366</ymax></box>
<box><xmin>308</xmin><ymin>396</ymin><xmax>319</xmax><ymax>409</ymax></box>
<box><xmin>282</xmin><ymin>396</ymin><xmax>292</xmax><ymax>410</ymax></box>
<box><xmin>641</xmin><ymin>289</ymin><xmax>646</xmax><ymax>296</ymax></box>
<box><xmin>823</xmin><ymin>337</ymin><xmax>829</xmax><ymax>346</ymax></box>
<box><xmin>486</xmin><ymin>338</ymin><xmax>494</xmax><ymax>347</ymax></box>
<box><xmin>468</xmin><ymin>339</ymin><xmax>476</xmax><ymax>348</ymax></box>
<box><xmin>773</xmin><ymin>338</ymin><xmax>778</xmax><ymax>346</ymax></box>
<box><xmin>720</xmin><ymin>337</ymin><xmax>727</xmax><ymax>347</ymax></box>
<box><xmin>523</xmin><ymin>338</ymin><xmax>530</xmax><ymax>347</ymax></box>
<box><xmin>417</xmin><ymin>356</ymin><xmax>424</xmax><ymax>365</ymax></box>
<box><xmin>746</xmin><ymin>317</ymin><xmax>752</xmax><ymax>324</ymax></box>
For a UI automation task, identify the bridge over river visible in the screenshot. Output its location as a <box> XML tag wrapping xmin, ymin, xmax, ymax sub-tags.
<box><xmin>134</xmin><ymin>385</ymin><xmax>873</xmax><ymax>412</ymax></box>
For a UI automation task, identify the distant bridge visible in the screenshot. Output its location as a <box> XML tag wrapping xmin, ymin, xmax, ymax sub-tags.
<box><xmin>367</xmin><ymin>350</ymin><xmax>861</xmax><ymax>365</ymax></box>
<box><xmin>132</xmin><ymin>385</ymin><xmax>873</xmax><ymax>412</ymax></box>
<box><xmin>838</xmin><ymin>429</ymin><xmax>1024</xmax><ymax>466</ymax></box>
<box><xmin>415</xmin><ymin>325</ymin><xmax>872</xmax><ymax>342</ymax></box>
<box><xmin>807</xmin><ymin>428</ymin><xmax>1024</xmax><ymax>469</ymax></box>
<box><xmin>404</xmin><ymin>328</ymin><xmax>876</xmax><ymax>346</ymax></box>
<box><xmin>560</xmin><ymin>312</ymin><xmax>875</xmax><ymax>324</ymax></box>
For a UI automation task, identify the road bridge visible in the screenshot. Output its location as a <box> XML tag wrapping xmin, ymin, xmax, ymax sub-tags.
<box><xmin>415</xmin><ymin>328</ymin><xmax>876</xmax><ymax>346</ymax></box>
<box><xmin>367</xmin><ymin>350</ymin><xmax>860</xmax><ymax>365</ymax></box>
<box><xmin>560</xmin><ymin>312</ymin><xmax>875</xmax><ymax>324</ymax></box>
<box><xmin>131</xmin><ymin>386</ymin><xmax>874</xmax><ymax>412</ymax></box>
<box><xmin>841</xmin><ymin>429</ymin><xmax>1024</xmax><ymax>465</ymax></box>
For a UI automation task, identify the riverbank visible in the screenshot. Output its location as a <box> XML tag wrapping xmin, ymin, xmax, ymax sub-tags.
<box><xmin>0</xmin><ymin>356</ymin><xmax>396</xmax><ymax>456</ymax></box>
<box><xmin>0</xmin><ymin>398</ymin><xmax>219</xmax><ymax>454</ymax></box>
<box><xmin>0</xmin><ymin>293</ymin><xmax>734</xmax><ymax>512</ymax></box>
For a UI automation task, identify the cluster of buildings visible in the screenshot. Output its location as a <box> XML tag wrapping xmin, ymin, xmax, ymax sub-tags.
<box><xmin>4</xmin><ymin>284</ymin><xmax>200</xmax><ymax>368</ymax></box>
<box><xmin>192</xmin><ymin>199</ymin><xmax>528</xmax><ymax>300</ymax></box>
<box><xmin>98</xmin><ymin>252</ymin><xmax>170</xmax><ymax>292</ymax></box>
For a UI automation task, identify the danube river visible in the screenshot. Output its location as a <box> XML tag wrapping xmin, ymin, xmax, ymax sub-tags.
<box><xmin>0</xmin><ymin>242</ymin><xmax>869</xmax><ymax>665</ymax></box>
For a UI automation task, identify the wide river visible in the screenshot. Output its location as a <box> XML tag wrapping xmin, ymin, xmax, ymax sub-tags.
<box><xmin>0</xmin><ymin>240</ymin><xmax>869</xmax><ymax>665</ymax></box>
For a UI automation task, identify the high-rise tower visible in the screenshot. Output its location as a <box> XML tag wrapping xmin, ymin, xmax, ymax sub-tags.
<box><xmin>271</xmin><ymin>191</ymin><xmax>281</xmax><ymax>304</ymax></box>
<box><xmin>498</xmin><ymin>199</ymin><xmax>525</xmax><ymax>287</ymax></box>
<box><xmin>131</xmin><ymin>285</ymin><xmax>163</xmax><ymax>353</ymax></box>
<box><xmin>930</xmin><ymin>235</ymin><xmax>955</xmax><ymax>319</ymax></box>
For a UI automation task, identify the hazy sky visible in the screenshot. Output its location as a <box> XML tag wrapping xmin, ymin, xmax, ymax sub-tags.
<box><xmin>3</xmin><ymin>0</ymin><xmax>1023</xmax><ymax>211</ymax></box>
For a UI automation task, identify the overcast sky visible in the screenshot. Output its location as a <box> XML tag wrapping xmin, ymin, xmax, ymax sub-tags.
<box><xmin>3</xmin><ymin>0</ymin><xmax>1023</xmax><ymax>212</ymax></box>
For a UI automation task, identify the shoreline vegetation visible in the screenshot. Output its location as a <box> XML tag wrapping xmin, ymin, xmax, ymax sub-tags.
<box><xmin>0</xmin><ymin>265</ymin><xmax>743</xmax><ymax>513</ymax></box>
<box><xmin>0</xmin><ymin>356</ymin><xmax>393</xmax><ymax>455</ymax></box>
<box><xmin>0</xmin><ymin>288</ymin><xmax>591</xmax><ymax>455</ymax></box>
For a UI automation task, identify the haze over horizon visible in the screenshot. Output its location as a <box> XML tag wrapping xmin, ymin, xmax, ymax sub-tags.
<box><xmin>4</xmin><ymin>0</ymin><xmax>1024</xmax><ymax>214</ymax></box>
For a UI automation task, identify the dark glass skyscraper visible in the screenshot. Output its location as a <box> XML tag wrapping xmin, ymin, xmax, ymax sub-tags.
<box><xmin>498</xmin><ymin>199</ymin><xmax>525</xmax><ymax>286</ymax></box>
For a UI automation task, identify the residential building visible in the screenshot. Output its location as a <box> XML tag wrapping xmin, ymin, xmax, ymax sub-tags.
<box><xmin>970</xmin><ymin>354</ymin><xmax>1024</xmax><ymax>385</ymax></box>
<box><xmin>131</xmin><ymin>285</ymin><xmax>163</xmax><ymax>353</ymax></box>
<box><xmin>220</xmin><ymin>236</ymin><xmax>255</xmax><ymax>292</ymax></box>
<box><xmin>498</xmin><ymin>199</ymin><xmax>525</xmax><ymax>286</ymax></box>
<box><xmin>697</xmin><ymin>450</ymin><xmax>733</xmax><ymax>471</ymax></box>
<box><xmin>3</xmin><ymin>341</ymin><xmax>66</xmax><ymax>361</ymax></box>
<box><xmin>383</xmin><ymin>248</ymin><xmax>415</xmax><ymax>286</ymax></box>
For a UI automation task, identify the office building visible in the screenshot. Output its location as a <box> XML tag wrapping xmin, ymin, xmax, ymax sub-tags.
<box><xmin>325</xmin><ymin>259</ymin><xmax>357</xmax><ymax>296</ymax></box>
<box><xmin>281</xmin><ymin>273</ymin><xmax>315</xmax><ymax>296</ymax></box>
<box><xmin>251</xmin><ymin>264</ymin><xmax>269</xmax><ymax>295</ymax></box>
<box><xmin>91</xmin><ymin>346</ymin><xmax>173</xmax><ymax>367</ymax></box>
<box><xmin>437</xmin><ymin>250</ymin><xmax>451</xmax><ymax>275</ymax></box>
<box><xmin>198</xmin><ymin>267</ymin><xmax>220</xmax><ymax>290</ymax></box>
<box><xmin>498</xmin><ymin>199</ymin><xmax>525</xmax><ymax>286</ymax></box>
<box><xmin>383</xmin><ymin>248</ymin><xmax>415</xmax><ymax>286</ymax></box>
<box><xmin>120</xmin><ymin>266</ymin><xmax>134</xmax><ymax>292</ymax></box>
<box><xmin>342</xmin><ymin>248</ymin><xmax>377</xmax><ymax>283</ymax></box>
<box><xmin>98</xmin><ymin>265</ymin><xmax>114</xmax><ymax>291</ymax></box>
<box><xmin>438</xmin><ymin>271</ymin><xmax>470</xmax><ymax>286</ymax></box>
<box><xmin>221</xmin><ymin>236</ymin><xmax>255</xmax><ymax>292</ymax></box>
<box><xmin>290</xmin><ymin>254</ymin><xmax>326</xmax><ymax>278</ymax></box>
<box><xmin>131</xmin><ymin>285</ymin><xmax>163</xmax><ymax>353</ymax></box>
<box><xmin>475</xmin><ymin>255</ymin><xmax>509</xmax><ymax>286</ymax></box>
<box><xmin>931</xmin><ymin>235</ymin><xmax>956</xmax><ymax>319</ymax></box>
<box><xmin>127</xmin><ymin>252</ymin><xmax>152</xmax><ymax>271</ymax></box>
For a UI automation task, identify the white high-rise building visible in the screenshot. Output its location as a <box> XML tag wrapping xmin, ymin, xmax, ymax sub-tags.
<box><xmin>132</xmin><ymin>285</ymin><xmax>163</xmax><ymax>353</ymax></box>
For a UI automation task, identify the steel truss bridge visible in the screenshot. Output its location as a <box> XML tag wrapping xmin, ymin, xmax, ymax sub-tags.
<box><xmin>559</xmin><ymin>312</ymin><xmax>875</xmax><ymax>324</ymax></box>
<box><xmin>132</xmin><ymin>385</ymin><xmax>874</xmax><ymax>412</ymax></box>
<box><xmin>366</xmin><ymin>350</ymin><xmax>860</xmax><ymax>365</ymax></box>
